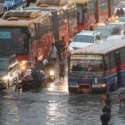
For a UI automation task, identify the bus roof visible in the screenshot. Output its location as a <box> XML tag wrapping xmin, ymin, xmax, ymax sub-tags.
<box><xmin>24</xmin><ymin>5</ymin><xmax>61</xmax><ymax>13</ymax></box>
<box><xmin>73</xmin><ymin>36</ymin><xmax>125</xmax><ymax>55</ymax></box>
<box><xmin>36</xmin><ymin>0</ymin><xmax>74</xmax><ymax>6</ymax></box>
<box><xmin>0</xmin><ymin>10</ymin><xmax>46</xmax><ymax>27</ymax></box>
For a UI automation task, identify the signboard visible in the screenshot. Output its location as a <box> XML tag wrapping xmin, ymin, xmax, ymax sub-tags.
<box><xmin>0</xmin><ymin>32</ymin><xmax>11</xmax><ymax>39</ymax></box>
<box><xmin>70</xmin><ymin>54</ymin><xmax>103</xmax><ymax>60</ymax></box>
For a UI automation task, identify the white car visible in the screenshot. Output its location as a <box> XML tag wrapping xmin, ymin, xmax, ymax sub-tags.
<box><xmin>0</xmin><ymin>55</ymin><xmax>19</xmax><ymax>89</ymax></box>
<box><xmin>68</xmin><ymin>30</ymin><xmax>103</xmax><ymax>52</ymax></box>
<box><xmin>108</xmin><ymin>21</ymin><xmax>125</xmax><ymax>34</ymax></box>
<box><xmin>106</xmin><ymin>35</ymin><xmax>125</xmax><ymax>40</ymax></box>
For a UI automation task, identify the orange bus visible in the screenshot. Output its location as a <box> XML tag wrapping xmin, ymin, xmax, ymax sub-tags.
<box><xmin>34</xmin><ymin>0</ymin><xmax>78</xmax><ymax>47</ymax></box>
<box><xmin>75</xmin><ymin>0</ymin><xmax>113</xmax><ymax>31</ymax></box>
<box><xmin>0</xmin><ymin>10</ymin><xmax>54</xmax><ymax>73</ymax></box>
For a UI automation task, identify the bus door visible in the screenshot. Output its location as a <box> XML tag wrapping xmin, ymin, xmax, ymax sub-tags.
<box><xmin>52</xmin><ymin>11</ymin><xmax>59</xmax><ymax>43</ymax></box>
<box><xmin>76</xmin><ymin>3</ymin><xmax>89</xmax><ymax>31</ymax></box>
<box><xmin>114</xmin><ymin>51</ymin><xmax>122</xmax><ymax>87</ymax></box>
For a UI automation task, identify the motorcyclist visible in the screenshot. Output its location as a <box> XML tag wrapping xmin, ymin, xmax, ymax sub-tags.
<box><xmin>31</xmin><ymin>68</ymin><xmax>45</xmax><ymax>82</ymax></box>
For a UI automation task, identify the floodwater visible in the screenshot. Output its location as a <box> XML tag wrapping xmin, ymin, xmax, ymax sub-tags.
<box><xmin>0</xmin><ymin>80</ymin><xmax>125</xmax><ymax>125</ymax></box>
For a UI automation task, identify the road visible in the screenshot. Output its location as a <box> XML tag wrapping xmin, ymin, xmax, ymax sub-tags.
<box><xmin>0</xmin><ymin>78</ymin><xmax>125</xmax><ymax>125</ymax></box>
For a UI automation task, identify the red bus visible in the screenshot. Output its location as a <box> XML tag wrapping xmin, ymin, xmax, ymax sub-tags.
<box><xmin>35</xmin><ymin>0</ymin><xmax>78</xmax><ymax>47</ymax></box>
<box><xmin>0</xmin><ymin>10</ymin><xmax>54</xmax><ymax>73</ymax></box>
<box><xmin>75</xmin><ymin>0</ymin><xmax>113</xmax><ymax>31</ymax></box>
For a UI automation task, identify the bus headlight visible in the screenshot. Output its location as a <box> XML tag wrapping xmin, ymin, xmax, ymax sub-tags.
<box><xmin>92</xmin><ymin>83</ymin><xmax>106</xmax><ymax>88</ymax></box>
<box><xmin>49</xmin><ymin>70</ymin><xmax>55</xmax><ymax>76</ymax></box>
<box><xmin>100</xmin><ymin>83</ymin><xmax>106</xmax><ymax>88</ymax></box>
<box><xmin>2</xmin><ymin>75</ymin><xmax>10</xmax><ymax>81</ymax></box>
<box><xmin>20</xmin><ymin>61</ymin><xmax>28</xmax><ymax>71</ymax></box>
<box><xmin>20</xmin><ymin>65</ymin><xmax>26</xmax><ymax>71</ymax></box>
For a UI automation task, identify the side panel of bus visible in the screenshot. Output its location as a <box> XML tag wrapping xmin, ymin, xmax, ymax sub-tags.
<box><xmin>52</xmin><ymin>11</ymin><xmax>59</xmax><ymax>43</ymax></box>
<box><xmin>31</xmin><ymin>17</ymin><xmax>53</xmax><ymax>65</ymax></box>
<box><xmin>52</xmin><ymin>8</ymin><xmax>77</xmax><ymax>47</ymax></box>
<box><xmin>104</xmin><ymin>47</ymin><xmax>125</xmax><ymax>92</ymax></box>
<box><xmin>68</xmin><ymin>7</ymin><xmax>77</xmax><ymax>42</ymax></box>
<box><xmin>76</xmin><ymin>0</ymin><xmax>110</xmax><ymax>31</ymax></box>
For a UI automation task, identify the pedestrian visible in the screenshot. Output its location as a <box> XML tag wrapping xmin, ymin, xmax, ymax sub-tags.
<box><xmin>102</xmin><ymin>93</ymin><xmax>111</xmax><ymax>107</ymax></box>
<box><xmin>119</xmin><ymin>8</ymin><xmax>124</xmax><ymax>16</ymax></box>
<box><xmin>115</xmin><ymin>9</ymin><xmax>120</xmax><ymax>17</ymax></box>
<box><xmin>100</xmin><ymin>108</ymin><xmax>110</xmax><ymax>125</ymax></box>
<box><xmin>55</xmin><ymin>37</ymin><xmax>65</xmax><ymax>61</ymax></box>
<box><xmin>102</xmin><ymin>104</ymin><xmax>111</xmax><ymax>119</ymax></box>
<box><xmin>50</xmin><ymin>42</ymin><xmax>57</xmax><ymax>63</ymax></box>
<box><xmin>59</xmin><ymin>59</ymin><xmax>65</xmax><ymax>80</ymax></box>
<box><xmin>118</xmin><ymin>93</ymin><xmax>124</xmax><ymax>109</ymax></box>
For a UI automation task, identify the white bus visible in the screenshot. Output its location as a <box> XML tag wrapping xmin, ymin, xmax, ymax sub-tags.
<box><xmin>68</xmin><ymin>37</ymin><xmax>125</xmax><ymax>93</ymax></box>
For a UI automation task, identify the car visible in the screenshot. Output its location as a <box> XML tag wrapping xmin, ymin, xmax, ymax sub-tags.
<box><xmin>95</xmin><ymin>21</ymin><xmax>125</xmax><ymax>39</ymax></box>
<box><xmin>118</xmin><ymin>16</ymin><xmax>125</xmax><ymax>22</ymax></box>
<box><xmin>108</xmin><ymin>21</ymin><xmax>125</xmax><ymax>34</ymax></box>
<box><xmin>95</xmin><ymin>25</ymin><xmax>114</xmax><ymax>39</ymax></box>
<box><xmin>3</xmin><ymin>0</ymin><xmax>26</xmax><ymax>11</ymax></box>
<box><xmin>106</xmin><ymin>35</ymin><xmax>125</xmax><ymax>41</ymax></box>
<box><xmin>0</xmin><ymin>54</ymin><xmax>20</xmax><ymax>89</ymax></box>
<box><xmin>68</xmin><ymin>30</ymin><xmax>103</xmax><ymax>52</ymax></box>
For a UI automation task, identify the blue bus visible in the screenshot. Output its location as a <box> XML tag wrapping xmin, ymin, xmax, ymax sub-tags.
<box><xmin>68</xmin><ymin>36</ymin><xmax>125</xmax><ymax>94</ymax></box>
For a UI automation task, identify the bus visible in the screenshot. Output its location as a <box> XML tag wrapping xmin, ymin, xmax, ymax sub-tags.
<box><xmin>75</xmin><ymin>0</ymin><xmax>113</xmax><ymax>31</ymax></box>
<box><xmin>68</xmin><ymin>37</ymin><xmax>125</xmax><ymax>94</ymax></box>
<box><xmin>34</xmin><ymin>0</ymin><xmax>77</xmax><ymax>47</ymax></box>
<box><xmin>0</xmin><ymin>10</ymin><xmax>54</xmax><ymax>74</ymax></box>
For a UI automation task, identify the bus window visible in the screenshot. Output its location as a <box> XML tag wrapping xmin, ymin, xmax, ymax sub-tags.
<box><xmin>104</xmin><ymin>54</ymin><xmax>111</xmax><ymax>72</ymax></box>
<box><xmin>70</xmin><ymin>54</ymin><xmax>104</xmax><ymax>78</ymax></box>
<box><xmin>110</xmin><ymin>52</ymin><xmax>116</xmax><ymax>69</ymax></box>
<box><xmin>0</xmin><ymin>27</ymin><xmax>30</xmax><ymax>55</ymax></box>
<box><xmin>0</xmin><ymin>60</ymin><xmax>8</xmax><ymax>71</ymax></box>
<box><xmin>120</xmin><ymin>48</ymin><xmax>125</xmax><ymax>64</ymax></box>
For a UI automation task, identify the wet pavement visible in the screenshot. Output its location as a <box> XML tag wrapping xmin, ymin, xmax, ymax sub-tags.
<box><xmin>0</xmin><ymin>80</ymin><xmax>125</xmax><ymax>125</ymax></box>
<box><xmin>0</xmin><ymin>57</ymin><xmax>125</xmax><ymax>125</ymax></box>
<box><xmin>0</xmin><ymin>55</ymin><xmax>125</xmax><ymax>125</ymax></box>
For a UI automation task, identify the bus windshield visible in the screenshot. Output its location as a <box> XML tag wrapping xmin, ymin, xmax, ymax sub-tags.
<box><xmin>0</xmin><ymin>27</ymin><xmax>30</xmax><ymax>55</ymax></box>
<box><xmin>73</xmin><ymin>35</ymin><xmax>94</xmax><ymax>43</ymax></box>
<box><xmin>37</xmin><ymin>0</ymin><xmax>68</xmax><ymax>6</ymax></box>
<box><xmin>0</xmin><ymin>59</ymin><xmax>8</xmax><ymax>71</ymax></box>
<box><xmin>69</xmin><ymin>54</ymin><xmax>104</xmax><ymax>78</ymax></box>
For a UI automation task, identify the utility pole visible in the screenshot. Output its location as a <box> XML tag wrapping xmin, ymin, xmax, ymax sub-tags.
<box><xmin>107</xmin><ymin>0</ymin><xmax>112</xmax><ymax>18</ymax></box>
<box><xmin>95</xmin><ymin>0</ymin><xmax>99</xmax><ymax>23</ymax></box>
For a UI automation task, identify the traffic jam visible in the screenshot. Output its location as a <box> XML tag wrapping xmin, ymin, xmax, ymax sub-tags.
<box><xmin>0</xmin><ymin>0</ymin><xmax>125</xmax><ymax>94</ymax></box>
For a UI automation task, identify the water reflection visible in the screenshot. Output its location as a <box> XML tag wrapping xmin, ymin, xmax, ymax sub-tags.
<box><xmin>0</xmin><ymin>91</ymin><xmax>20</xmax><ymax>125</ymax></box>
<box><xmin>46</xmin><ymin>79</ymin><xmax>68</xmax><ymax>93</ymax></box>
<box><xmin>0</xmin><ymin>85</ymin><xmax>125</xmax><ymax>125</ymax></box>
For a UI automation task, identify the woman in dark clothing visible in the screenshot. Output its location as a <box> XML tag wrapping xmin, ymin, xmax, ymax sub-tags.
<box><xmin>100</xmin><ymin>108</ymin><xmax>110</xmax><ymax>125</ymax></box>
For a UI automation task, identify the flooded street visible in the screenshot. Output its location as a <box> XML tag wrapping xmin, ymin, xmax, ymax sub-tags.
<box><xmin>0</xmin><ymin>81</ymin><xmax>125</xmax><ymax>125</ymax></box>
